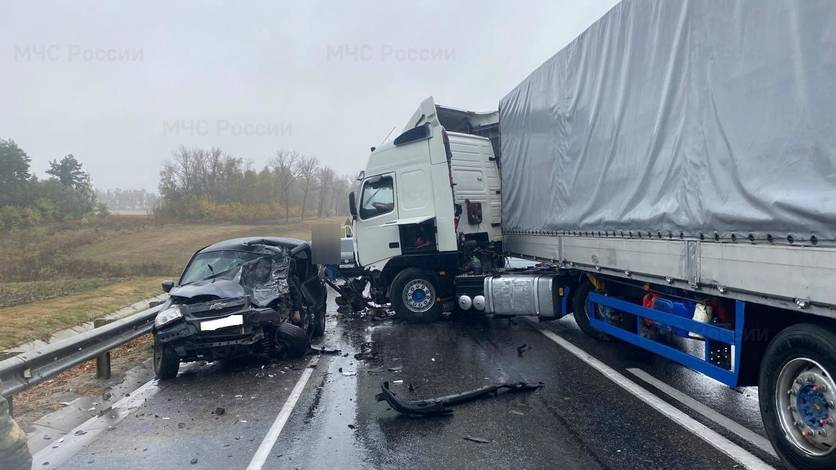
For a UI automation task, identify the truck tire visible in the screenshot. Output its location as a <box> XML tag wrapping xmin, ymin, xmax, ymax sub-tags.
<box><xmin>571</xmin><ymin>283</ymin><xmax>608</xmax><ymax>341</ymax></box>
<box><xmin>312</xmin><ymin>290</ymin><xmax>327</xmax><ymax>338</ymax></box>
<box><xmin>276</xmin><ymin>322</ymin><xmax>309</xmax><ymax>358</ymax></box>
<box><xmin>759</xmin><ymin>323</ymin><xmax>836</xmax><ymax>469</ymax></box>
<box><xmin>153</xmin><ymin>337</ymin><xmax>180</xmax><ymax>380</ymax></box>
<box><xmin>391</xmin><ymin>268</ymin><xmax>442</xmax><ymax>323</ymax></box>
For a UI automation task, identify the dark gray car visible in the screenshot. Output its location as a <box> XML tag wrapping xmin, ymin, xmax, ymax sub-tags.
<box><xmin>152</xmin><ymin>237</ymin><xmax>327</xmax><ymax>379</ymax></box>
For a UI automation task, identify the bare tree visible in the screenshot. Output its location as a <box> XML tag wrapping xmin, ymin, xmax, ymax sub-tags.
<box><xmin>332</xmin><ymin>176</ymin><xmax>351</xmax><ymax>216</ymax></box>
<box><xmin>269</xmin><ymin>150</ymin><xmax>301</xmax><ymax>222</ymax></box>
<box><xmin>296</xmin><ymin>156</ymin><xmax>319</xmax><ymax>221</ymax></box>
<box><xmin>316</xmin><ymin>166</ymin><xmax>335</xmax><ymax>218</ymax></box>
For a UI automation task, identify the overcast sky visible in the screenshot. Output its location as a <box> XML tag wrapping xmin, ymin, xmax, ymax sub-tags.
<box><xmin>1</xmin><ymin>0</ymin><xmax>619</xmax><ymax>191</ymax></box>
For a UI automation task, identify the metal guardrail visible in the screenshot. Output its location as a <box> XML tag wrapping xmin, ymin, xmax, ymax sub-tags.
<box><xmin>0</xmin><ymin>304</ymin><xmax>164</xmax><ymax>398</ymax></box>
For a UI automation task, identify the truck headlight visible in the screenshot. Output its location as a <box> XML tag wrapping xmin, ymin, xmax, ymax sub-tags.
<box><xmin>155</xmin><ymin>305</ymin><xmax>183</xmax><ymax>328</ymax></box>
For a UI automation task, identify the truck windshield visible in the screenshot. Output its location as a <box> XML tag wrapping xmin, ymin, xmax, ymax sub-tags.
<box><xmin>180</xmin><ymin>250</ymin><xmax>261</xmax><ymax>285</ymax></box>
<box><xmin>360</xmin><ymin>176</ymin><xmax>394</xmax><ymax>219</ymax></box>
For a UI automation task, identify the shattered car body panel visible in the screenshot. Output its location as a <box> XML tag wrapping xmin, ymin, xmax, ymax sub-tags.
<box><xmin>153</xmin><ymin>237</ymin><xmax>326</xmax><ymax>374</ymax></box>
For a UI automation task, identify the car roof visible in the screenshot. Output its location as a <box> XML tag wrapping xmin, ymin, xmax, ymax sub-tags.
<box><xmin>197</xmin><ymin>237</ymin><xmax>307</xmax><ymax>254</ymax></box>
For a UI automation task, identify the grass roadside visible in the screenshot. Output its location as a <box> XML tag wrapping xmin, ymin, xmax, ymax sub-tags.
<box><xmin>0</xmin><ymin>277</ymin><xmax>166</xmax><ymax>350</ymax></box>
<box><xmin>70</xmin><ymin>219</ymin><xmax>323</xmax><ymax>275</ymax></box>
<box><xmin>0</xmin><ymin>278</ymin><xmax>120</xmax><ymax>308</ymax></box>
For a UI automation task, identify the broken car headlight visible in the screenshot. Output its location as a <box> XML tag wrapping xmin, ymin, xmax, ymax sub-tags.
<box><xmin>154</xmin><ymin>305</ymin><xmax>183</xmax><ymax>328</ymax></box>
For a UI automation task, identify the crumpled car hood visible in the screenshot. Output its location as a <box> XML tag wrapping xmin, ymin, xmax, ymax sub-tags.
<box><xmin>169</xmin><ymin>279</ymin><xmax>246</xmax><ymax>300</ymax></box>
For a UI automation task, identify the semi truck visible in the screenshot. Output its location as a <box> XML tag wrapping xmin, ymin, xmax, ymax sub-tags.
<box><xmin>341</xmin><ymin>1</ymin><xmax>836</xmax><ymax>468</ymax></box>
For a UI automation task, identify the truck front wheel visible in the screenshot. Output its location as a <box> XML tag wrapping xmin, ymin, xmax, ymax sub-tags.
<box><xmin>760</xmin><ymin>323</ymin><xmax>836</xmax><ymax>469</ymax></box>
<box><xmin>391</xmin><ymin>268</ymin><xmax>442</xmax><ymax>323</ymax></box>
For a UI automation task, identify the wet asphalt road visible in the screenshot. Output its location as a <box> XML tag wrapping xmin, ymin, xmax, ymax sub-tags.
<box><xmin>54</xmin><ymin>292</ymin><xmax>784</xmax><ymax>470</ymax></box>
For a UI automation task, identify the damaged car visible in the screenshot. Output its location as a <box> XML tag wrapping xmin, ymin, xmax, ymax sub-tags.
<box><xmin>153</xmin><ymin>237</ymin><xmax>327</xmax><ymax>380</ymax></box>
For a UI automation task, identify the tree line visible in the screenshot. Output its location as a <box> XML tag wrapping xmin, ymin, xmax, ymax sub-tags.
<box><xmin>156</xmin><ymin>146</ymin><xmax>353</xmax><ymax>222</ymax></box>
<box><xmin>0</xmin><ymin>138</ymin><xmax>353</xmax><ymax>229</ymax></box>
<box><xmin>0</xmin><ymin>138</ymin><xmax>102</xmax><ymax>230</ymax></box>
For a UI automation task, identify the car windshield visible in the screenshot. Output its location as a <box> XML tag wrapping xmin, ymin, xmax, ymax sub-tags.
<box><xmin>180</xmin><ymin>250</ymin><xmax>262</xmax><ymax>285</ymax></box>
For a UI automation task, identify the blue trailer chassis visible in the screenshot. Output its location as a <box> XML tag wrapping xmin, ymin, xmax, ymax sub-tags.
<box><xmin>587</xmin><ymin>292</ymin><xmax>745</xmax><ymax>387</ymax></box>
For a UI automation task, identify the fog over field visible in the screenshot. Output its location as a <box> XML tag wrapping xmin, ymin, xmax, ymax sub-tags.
<box><xmin>1</xmin><ymin>0</ymin><xmax>618</xmax><ymax>190</ymax></box>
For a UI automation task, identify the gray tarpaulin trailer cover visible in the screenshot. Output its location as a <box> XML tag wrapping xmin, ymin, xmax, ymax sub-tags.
<box><xmin>499</xmin><ymin>0</ymin><xmax>836</xmax><ymax>243</ymax></box>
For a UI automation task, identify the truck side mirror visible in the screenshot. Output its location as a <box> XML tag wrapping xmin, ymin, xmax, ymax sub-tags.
<box><xmin>348</xmin><ymin>191</ymin><xmax>357</xmax><ymax>219</ymax></box>
<box><xmin>161</xmin><ymin>280</ymin><xmax>174</xmax><ymax>293</ymax></box>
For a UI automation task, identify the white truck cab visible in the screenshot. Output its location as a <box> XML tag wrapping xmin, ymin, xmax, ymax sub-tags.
<box><xmin>347</xmin><ymin>97</ymin><xmax>502</xmax><ymax>320</ymax></box>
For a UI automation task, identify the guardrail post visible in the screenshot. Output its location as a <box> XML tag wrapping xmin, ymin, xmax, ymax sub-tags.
<box><xmin>94</xmin><ymin>318</ymin><xmax>113</xmax><ymax>379</ymax></box>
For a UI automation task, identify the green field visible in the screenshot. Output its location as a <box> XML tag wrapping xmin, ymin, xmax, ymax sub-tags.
<box><xmin>0</xmin><ymin>215</ymin><xmax>340</xmax><ymax>349</ymax></box>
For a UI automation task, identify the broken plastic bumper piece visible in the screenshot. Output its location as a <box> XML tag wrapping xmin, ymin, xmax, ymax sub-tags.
<box><xmin>375</xmin><ymin>380</ymin><xmax>543</xmax><ymax>416</ymax></box>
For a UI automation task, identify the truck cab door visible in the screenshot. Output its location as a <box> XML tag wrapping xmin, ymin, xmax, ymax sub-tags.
<box><xmin>354</xmin><ymin>173</ymin><xmax>401</xmax><ymax>269</ymax></box>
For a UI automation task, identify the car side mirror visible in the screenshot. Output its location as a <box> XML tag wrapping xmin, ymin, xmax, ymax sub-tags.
<box><xmin>161</xmin><ymin>280</ymin><xmax>174</xmax><ymax>293</ymax></box>
<box><xmin>348</xmin><ymin>191</ymin><xmax>357</xmax><ymax>219</ymax></box>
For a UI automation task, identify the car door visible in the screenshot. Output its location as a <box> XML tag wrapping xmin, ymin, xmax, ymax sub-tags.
<box><xmin>354</xmin><ymin>173</ymin><xmax>401</xmax><ymax>268</ymax></box>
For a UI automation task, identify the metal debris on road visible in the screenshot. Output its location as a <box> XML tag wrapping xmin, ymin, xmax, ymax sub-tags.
<box><xmin>463</xmin><ymin>436</ymin><xmax>491</xmax><ymax>444</ymax></box>
<box><xmin>376</xmin><ymin>380</ymin><xmax>544</xmax><ymax>416</ymax></box>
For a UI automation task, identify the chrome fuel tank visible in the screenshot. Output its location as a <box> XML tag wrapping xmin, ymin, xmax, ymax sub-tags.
<box><xmin>483</xmin><ymin>274</ymin><xmax>558</xmax><ymax>317</ymax></box>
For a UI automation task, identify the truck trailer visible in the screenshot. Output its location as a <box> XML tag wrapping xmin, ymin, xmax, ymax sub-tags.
<box><xmin>342</xmin><ymin>1</ymin><xmax>836</xmax><ymax>468</ymax></box>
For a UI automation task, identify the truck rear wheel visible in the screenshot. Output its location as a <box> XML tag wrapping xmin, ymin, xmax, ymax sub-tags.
<box><xmin>153</xmin><ymin>337</ymin><xmax>180</xmax><ymax>380</ymax></box>
<box><xmin>571</xmin><ymin>283</ymin><xmax>608</xmax><ymax>341</ymax></box>
<box><xmin>760</xmin><ymin>323</ymin><xmax>836</xmax><ymax>469</ymax></box>
<box><xmin>391</xmin><ymin>268</ymin><xmax>442</xmax><ymax>323</ymax></box>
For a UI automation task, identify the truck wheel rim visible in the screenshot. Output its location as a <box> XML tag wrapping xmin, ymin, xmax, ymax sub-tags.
<box><xmin>776</xmin><ymin>357</ymin><xmax>836</xmax><ymax>456</ymax></box>
<box><xmin>403</xmin><ymin>279</ymin><xmax>435</xmax><ymax>313</ymax></box>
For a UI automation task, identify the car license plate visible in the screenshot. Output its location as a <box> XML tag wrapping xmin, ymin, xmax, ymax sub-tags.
<box><xmin>200</xmin><ymin>314</ymin><xmax>243</xmax><ymax>331</ymax></box>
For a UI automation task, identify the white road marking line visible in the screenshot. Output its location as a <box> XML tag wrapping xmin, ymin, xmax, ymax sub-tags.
<box><xmin>525</xmin><ymin>320</ymin><xmax>774</xmax><ymax>470</ymax></box>
<box><xmin>246</xmin><ymin>357</ymin><xmax>319</xmax><ymax>470</ymax></box>
<box><xmin>627</xmin><ymin>367</ymin><xmax>778</xmax><ymax>459</ymax></box>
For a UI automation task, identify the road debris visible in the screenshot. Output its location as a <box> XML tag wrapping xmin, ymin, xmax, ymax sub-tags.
<box><xmin>376</xmin><ymin>380</ymin><xmax>544</xmax><ymax>416</ymax></box>
<box><xmin>463</xmin><ymin>436</ymin><xmax>491</xmax><ymax>444</ymax></box>
<box><xmin>517</xmin><ymin>344</ymin><xmax>531</xmax><ymax>356</ymax></box>
<box><xmin>354</xmin><ymin>341</ymin><xmax>378</xmax><ymax>361</ymax></box>
<box><xmin>213</xmin><ymin>407</ymin><xmax>226</xmax><ymax>416</ymax></box>
<box><xmin>309</xmin><ymin>345</ymin><xmax>341</xmax><ymax>355</ymax></box>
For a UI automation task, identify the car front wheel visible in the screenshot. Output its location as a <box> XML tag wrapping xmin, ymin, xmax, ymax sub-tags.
<box><xmin>153</xmin><ymin>336</ymin><xmax>180</xmax><ymax>380</ymax></box>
